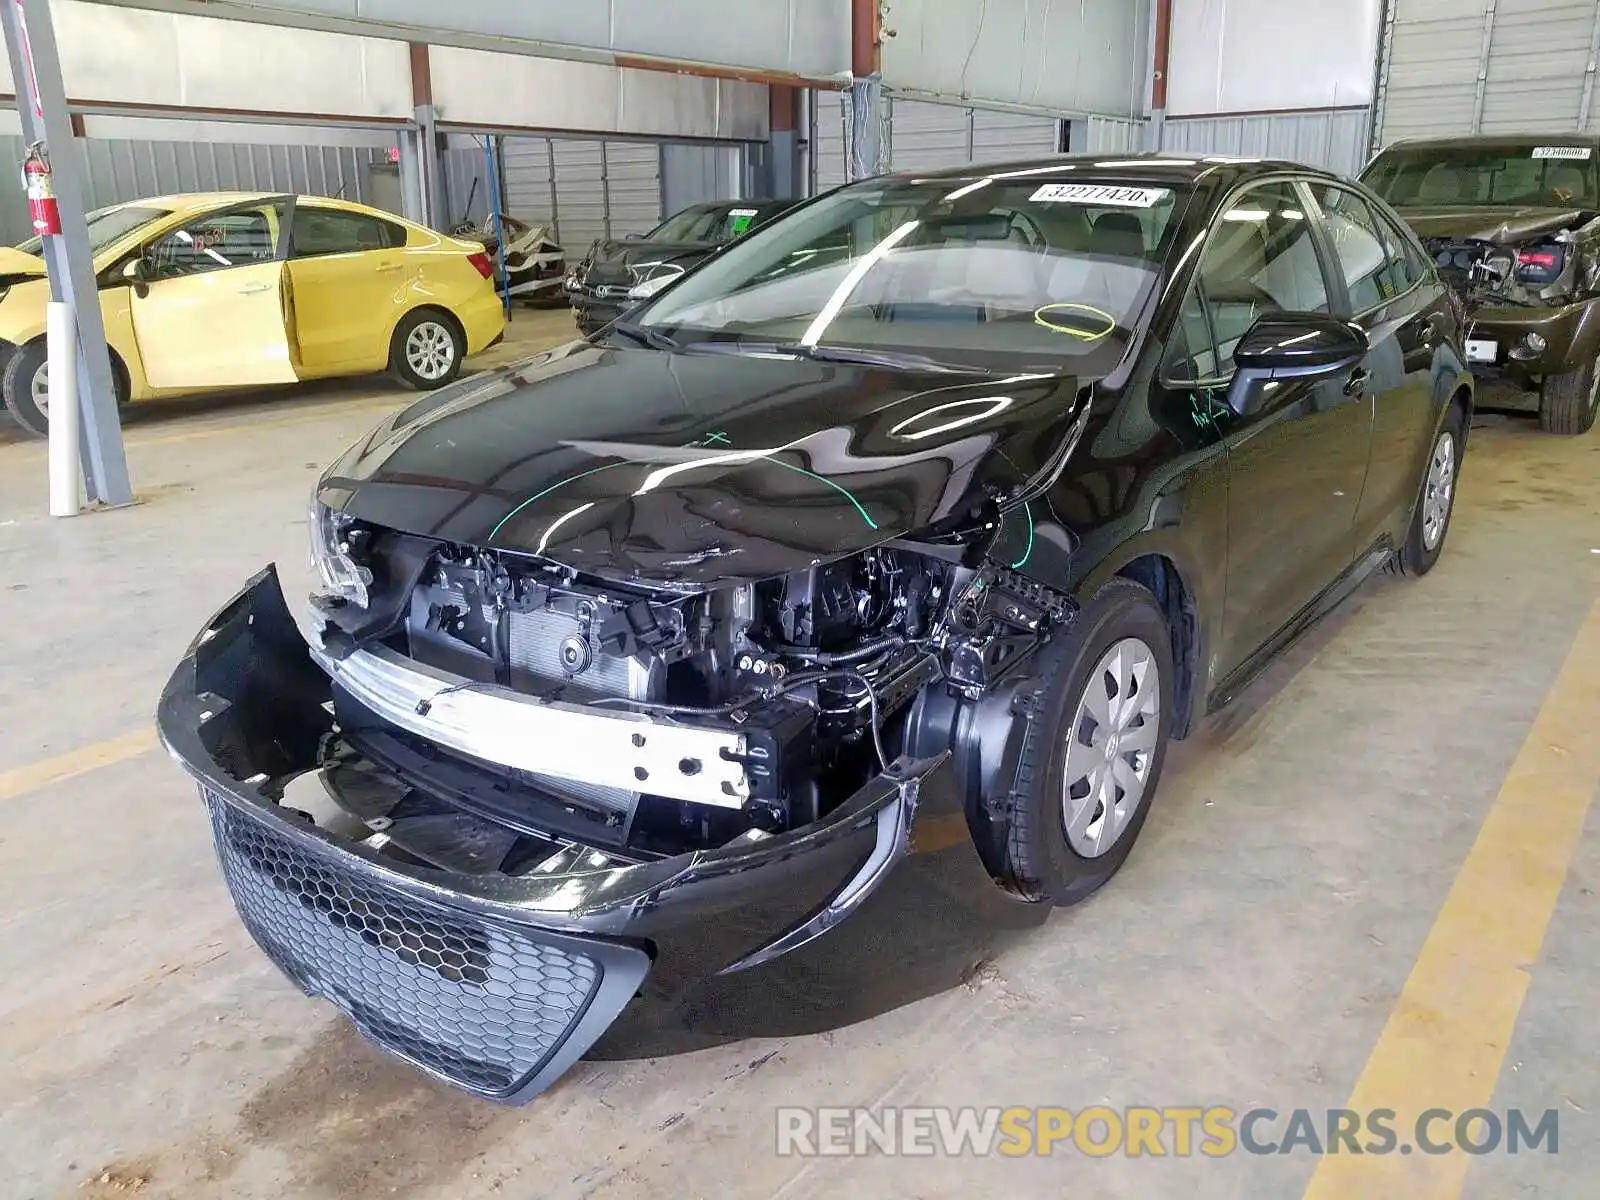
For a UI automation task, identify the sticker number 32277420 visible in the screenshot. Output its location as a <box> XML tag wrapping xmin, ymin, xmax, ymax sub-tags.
<box><xmin>1029</xmin><ymin>184</ymin><xmax>1172</xmax><ymax>208</ymax></box>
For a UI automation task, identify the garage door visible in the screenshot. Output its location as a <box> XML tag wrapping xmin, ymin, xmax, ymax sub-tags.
<box><xmin>1377</xmin><ymin>0</ymin><xmax>1600</xmax><ymax>144</ymax></box>
<box><xmin>813</xmin><ymin>93</ymin><xmax>1061</xmax><ymax>191</ymax></box>
<box><xmin>501</xmin><ymin>137</ymin><xmax>663</xmax><ymax>250</ymax></box>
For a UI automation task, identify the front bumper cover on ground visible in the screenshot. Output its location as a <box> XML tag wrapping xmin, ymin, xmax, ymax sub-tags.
<box><xmin>157</xmin><ymin>566</ymin><xmax>1028</xmax><ymax>1103</ymax></box>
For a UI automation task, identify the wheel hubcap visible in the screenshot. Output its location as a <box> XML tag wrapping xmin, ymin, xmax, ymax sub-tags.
<box><xmin>405</xmin><ymin>322</ymin><xmax>456</xmax><ymax>380</ymax></box>
<box><xmin>1061</xmin><ymin>637</ymin><xmax>1161</xmax><ymax>858</ymax></box>
<box><xmin>31</xmin><ymin>362</ymin><xmax>48</xmax><ymax>416</ymax></box>
<box><xmin>1421</xmin><ymin>430</ymin><xmax>1456</xmax><ymax>552</ymax></box>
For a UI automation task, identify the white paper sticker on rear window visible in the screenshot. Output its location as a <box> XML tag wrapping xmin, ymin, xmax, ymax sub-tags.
<box><xmin>1029</xmin><ymin>183</ymin><xmax>1172</xmax><ymax>208</ymax></box>
<box><xmin>1532</xmin><ymin>146</ymin><xmax>1593</xmax><ymax>160</ymax></box>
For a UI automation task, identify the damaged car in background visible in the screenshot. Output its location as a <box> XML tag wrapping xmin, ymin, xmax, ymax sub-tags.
<box><xmin>1362</xmin><ymin>134</ymin><xmax>1600</xmax><ymax>433</ymax></box>
<box><xmin>159</xmin><ymin>156</ymin><xmax>1471</xmax><ymax>1104</ymax></box>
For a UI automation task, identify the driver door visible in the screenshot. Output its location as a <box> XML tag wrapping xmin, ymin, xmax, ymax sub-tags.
<box><xmin>1181</xmin><ymin>180</ymin><xmax>1374</xmax><ymax>683</ymax></box>
<box><xmin>130</xmin><ymin>196</ymin><xmax>299</xmax><ymax>390</ymax></box>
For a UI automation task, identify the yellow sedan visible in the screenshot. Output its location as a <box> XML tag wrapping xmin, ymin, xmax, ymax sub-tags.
<box><xmin>0</xmin><ymin>191</ymin><xmax>507</xmax><ymax>436</ymax></box>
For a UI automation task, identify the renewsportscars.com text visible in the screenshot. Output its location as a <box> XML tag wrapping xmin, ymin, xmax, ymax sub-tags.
<box><xmin>775</xmin><ymin>1105</ymin><xmax>1560</xmax><ymax>1158</ymax></box>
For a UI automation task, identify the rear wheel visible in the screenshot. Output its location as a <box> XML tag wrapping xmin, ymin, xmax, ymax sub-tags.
<box><xmin>1390</xmin><ymin>416</ymin><xmax>1462</xmax><ymax>577</ymax></box>
<box><xmin>388</xmin><ymin>309</ymin><xmax>465</xmax><ymax>390</ymax></box>
<box><xmin>1538</xmin><ymin>354</ymin><xmax>1600</xmax><ymax>434</ymax></box>
<box><xmin>999</xmin><ymin>579</ymin><xmax>1174</xmax><ymax>906</ymax></box>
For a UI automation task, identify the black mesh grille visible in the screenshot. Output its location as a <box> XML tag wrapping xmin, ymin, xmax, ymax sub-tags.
<box><xmin>202</xmin><ymin>787</ymin><xmax>601</xmax><ymax>1096</ymax></box>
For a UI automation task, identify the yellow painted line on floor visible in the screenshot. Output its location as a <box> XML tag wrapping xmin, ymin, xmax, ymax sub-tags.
<box><xmin>0</xmin><ymin>728</ymin><xmax>158</xmax><ymax>804</ymax></box>
<box><xmin>1302</xmin><ymin>598</ymin><xmax>1600</xmax><ymax>1200</ymax></box>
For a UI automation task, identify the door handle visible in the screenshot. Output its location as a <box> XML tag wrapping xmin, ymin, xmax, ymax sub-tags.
<box><xmin>237</xmin><ymin>282</ymin><xmax>271</xmax><ymax>295</ymax></box>
<box><xmin>1343</xmin><ymin>367</ymin><xmax>1370</xmax><ymax>398</ymax></box>
<box><xmin>375</xmin><ymin>262</ymin><xmax>403</xmax><ymax>273</ymax></box>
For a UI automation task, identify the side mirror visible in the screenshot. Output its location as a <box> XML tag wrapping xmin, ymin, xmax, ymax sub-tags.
<box><xmin>1226</xmin><ymin>312</ymin><xmax>1368</xmax><ymax>417</ymax></box>
<box><xmin>121</xmin><ymin>258</ymin><xmax>145</xmax><ymax>282</ymax></box>
<box><xmin>1232</xmin><ymin>311</ymin><xmax>1368</xmax><ymax>377</ymax></box>
<box><xmin>624</xmin><ymin>232</ymin><xmax>643</xmax><ymax>241</ymax></box>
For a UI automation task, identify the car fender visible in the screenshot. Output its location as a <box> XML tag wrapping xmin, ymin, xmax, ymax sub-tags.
<box><xmin>1551</xmin><ymin>294</ymin><xmax>1600</xmax><ymax>372</ymax></box>
<box><xmin>1071</xmin><ymin>530</ymin><xmax>1219</xmax><ymax>738</ymax></box>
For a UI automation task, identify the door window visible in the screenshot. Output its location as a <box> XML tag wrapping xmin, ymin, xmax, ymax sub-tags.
<box><xmin>144</xmin><ymin>202</ymin><xmax>285</xmax><ymax>280</ymax></box>
<box><xmin>290</xmin><ymin>207</ymin><xmax>407</xmax><ymax>257</ymax></box>
<box><xmin>1166</xmin><ymin>181</ymin><xmax>1332</xmax><ymax>381</ymax></box>
<box><xmin>1314</xmin><ymin>187</ymin><xmax>1412</xmax><ymax>314</ymax></box>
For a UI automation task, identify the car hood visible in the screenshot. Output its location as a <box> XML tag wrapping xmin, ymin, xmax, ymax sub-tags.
<box><xmin>1389</xmin><ymin>204</ymin><xmax>1596</xmax><ymax>243</ymax></box>
<box><xmin>0</xmin><ymin>246</ymin><xmax>46</xmax><ymax>280</ymax></box>
<box><xmin>318</xmin><ymin>341</ymin><xmax>1090</xmax><ymax>589</ymax></box>
<box><xmin>583</xmin><ymin>240</ymin><xmax>716</xmax><ymax>278</ymax></box>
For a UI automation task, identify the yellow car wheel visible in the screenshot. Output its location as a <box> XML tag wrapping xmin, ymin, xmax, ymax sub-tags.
<box><xmin>2</xmin><ymin>338</ymin><xmax>128</xmax><ymax>439</ymax></box>
<box><xmin>388</xmin><ymin>308</ymin><xmax>466</xmax><ymax>391</ymax></box>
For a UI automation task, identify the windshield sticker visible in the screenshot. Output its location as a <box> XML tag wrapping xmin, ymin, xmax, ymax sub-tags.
<box><xmin>1532</xmin><ymin>146</ymin><xmax>1593</xmax><ymax>160</ymax></box>
<box><xmin>1029</xmin><ymin>183</ymin><xmax>1171</xmax><ymax>208</ymax></box>
<box><xmin>728</xmin><ymin>209</ymin><xmax>757</xmax><ymax>236</ymax></box>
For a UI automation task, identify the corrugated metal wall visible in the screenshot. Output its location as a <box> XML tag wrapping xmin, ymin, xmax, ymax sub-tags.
<box><xmin>498</xmin><ymin>137</ymin><xmax>664</xmax><ymax>251</ymax></box>
<box><xmin>660</xmin><ymin>143</ymin><xmax>743</xmax><ymax>215</ymax></box>
<box><xmin>812</xmin><ymin>92</ymin><xmax>1062</xmax><ymax>191</ymax></box>
<box><xmin>1081</xmin><ymin>115</ymin><xmax>1146</xmax><ymax>153</ymax></box>
<box><xmin>0</xmin><ymin>134</ymin><xmax>391</xmax><ymax>246</ymax></box>
<box><xmin>1159</xmin><ymin>108</ymin><xmax>1373</xmax><ymax>177</ymax></box>
<box><xmin>1376</xmin><ymin>0</ymin><xmax>1600</xmax><ymax>145</ymax></box>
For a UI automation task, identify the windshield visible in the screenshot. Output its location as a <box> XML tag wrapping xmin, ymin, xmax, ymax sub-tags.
<box><xmin>15</xmin><ymin>203</ymin><xmax>171</xmax><ymax>255</ymax></box>
<box><xmin>634</xmin><ymin>176</ymin><xmax>1186</xmax><ymax>367</ymax></box>
<box><xmin>647</xmin><ymin>204</ymin><xmax>766</xmax><ymax>244</ymax></box>
<box><xmin>1362</xmin><ymin>145</ymin><xmax>1599</xmax><ymax>208</ymax></box>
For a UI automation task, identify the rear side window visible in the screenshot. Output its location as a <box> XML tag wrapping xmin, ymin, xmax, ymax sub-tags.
<box><xmin>1315</xmin><ymin>186</ymin><xmax>1414</xmax><ymax>312</ymax></box>
<box><xmin>291</xmin><ymin>208</ymin><xmax>406</xmax><ymax>257</ymax></box>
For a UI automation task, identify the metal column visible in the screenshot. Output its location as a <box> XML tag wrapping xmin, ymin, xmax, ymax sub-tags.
<box><xmin>396</xmin><ymin>126</ymin><xmax>426</xmax><ymax>225</ymax></box>
<box><xmin>1579</xmin><ymin>1</ymin><xmax>1600</xmax><ymax>131</ymax></box>
<box><xmin>413</xmin><ymin>103</ymin><xmax>445</xmax><ymax>228</ymax></box>
<box><xmin>0</xmin><ymin>0</ymin><xmax>131</xmax><ymax>505</ymax></box>
<box><xmin>1469</xmin><ymin>0</ymin><xmax>1500</xmax><ymax>135</ymax></box>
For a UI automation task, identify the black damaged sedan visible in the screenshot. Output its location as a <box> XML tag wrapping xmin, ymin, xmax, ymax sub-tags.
<box><xmin>159</xmin><ymin>155</ymin><xmax>1471</xmax><ymax>1103</ymax></box>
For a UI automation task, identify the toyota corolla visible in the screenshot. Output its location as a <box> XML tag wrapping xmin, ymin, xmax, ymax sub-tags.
<box><xmin>159</xmin><ymin>156</ymin><xmax>1471</xmax><ymax>1104</ymax></box>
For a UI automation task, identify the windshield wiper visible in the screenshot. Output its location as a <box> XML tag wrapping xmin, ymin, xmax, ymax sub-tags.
<box><xmin>692</xmin><ymin>340</ymin><xmax>986</xmax><ymax>374</ymax></box>
<box><xmin>608</xmin><ymin>321</ymin><xmax>680</xmax><ymax>352</ymax></box>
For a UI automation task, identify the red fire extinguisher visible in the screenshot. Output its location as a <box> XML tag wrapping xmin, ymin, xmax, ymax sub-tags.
<box><xmin>23</xmin><ymin>145</ymin><xmax>60</xmax><ymax>237</ymax></box>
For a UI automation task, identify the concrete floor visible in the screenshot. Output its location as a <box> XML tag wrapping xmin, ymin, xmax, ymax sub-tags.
<box><xmin>0</xmin><ymin>314</ymin><xmax>1596</xmax><ymax>1199</ymax></box>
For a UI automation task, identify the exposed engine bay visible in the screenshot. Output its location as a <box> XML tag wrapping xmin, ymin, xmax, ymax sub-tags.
<box><xmin>313</xmin><ymin>524</ymin><xmax>1073</xmax><ymax>869</ymax></box>
<box><xmin>1422</xmin><ymin>210</ymin><xmax>1600</xmax><ymax>315</ymax></box>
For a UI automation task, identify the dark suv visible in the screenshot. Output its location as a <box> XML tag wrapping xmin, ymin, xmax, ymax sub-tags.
<box><xmin>565</xmin><ymin>198</ymin><xmax>798</xmax><ymax>335</ymax></box>
<box><xmin>1362</xmin><ymin>134</ymin><xmax>1600</xmax><ymax>434</ymax></box>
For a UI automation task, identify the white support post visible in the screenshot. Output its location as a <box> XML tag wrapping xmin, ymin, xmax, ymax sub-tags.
<box><xmin>46</xmin><ymin>300</ymin><xmax>80</xmax><ymax>517</ymax></box>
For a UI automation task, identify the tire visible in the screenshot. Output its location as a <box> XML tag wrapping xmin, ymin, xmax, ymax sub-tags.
<box><xmin>388</xmin><ymin>309</ymin><xmax>466</xmax><ymax>391</ymax></box>
<box><xmin>1389</xmin><ymin>413</ymin><xmax>1463</xmax><ymax>578</ymax></box>
<box><xmin>1000</xmin><ymin>578</ymin><xmax>1175</xmax><ymax>906</ymax></box>
<box><xmin>2</xmin><ymin>338</ymin><xmax>128</xmax><ymax>438</ymax></box>
<box><xmin>1538</xmin><ymin>354</ymin><xmax>1600</xmax><ymax>435</ymax></box>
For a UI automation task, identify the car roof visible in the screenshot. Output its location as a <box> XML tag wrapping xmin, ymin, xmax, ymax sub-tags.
<box><xmin>1375</xmin><ymin>133</ymin><xmax>1600</xmax><ymax>153</ymax></box>
<box><xmin>108</xmin><ymin>192</ymin><xmax>395</xmax><ymax>216</ymax></box>
<box><xmin>872</xmin><ymin>152</ymin><xmax>1347</xmax><ymax>188</ymax></box>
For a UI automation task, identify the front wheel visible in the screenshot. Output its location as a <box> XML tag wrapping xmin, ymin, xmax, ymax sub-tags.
<box><xmin>999</xmin><ymin>579</ymin><xmax>1175</xmax><ymax>906</ymax></box>
<box><xmin>1538</xmin><ymin>355</ymin><xmax>1600</xmax><ymax>435</ymax></box>
<box><xmin>2</xmin><ymin>339</ymin><xmax>128</xmax><ymax>438</ymax></box>
<box><xmin>388</xmin><ymin>310</ymin><xmax>466</xmax><ymax>391</ymax></box>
